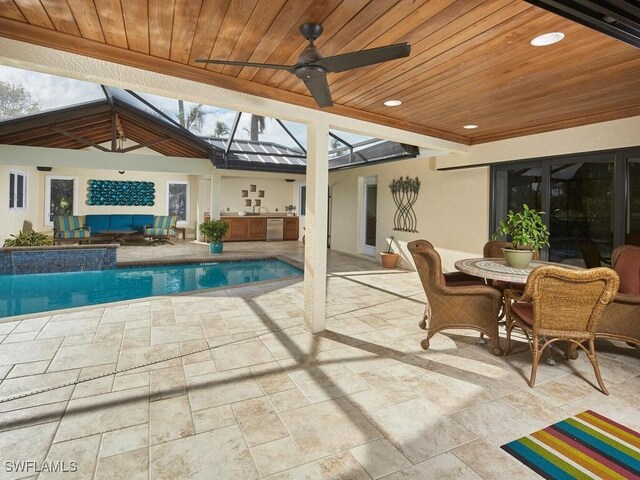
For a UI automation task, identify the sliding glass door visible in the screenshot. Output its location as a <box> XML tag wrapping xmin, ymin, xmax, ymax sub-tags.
<box><xmin>492</xmin><ymin>147</ymin><xmax>638</xmax><ymax>266</ymax></box>
<box><xmin>548</xmin><ymin>161</ymin><xmax>613</xmax><ymax>264</ymax></box>
<box><xmin>628</xmin><ymin>159</ymin><xmax>640</xmax><ymax>246</ymax></box>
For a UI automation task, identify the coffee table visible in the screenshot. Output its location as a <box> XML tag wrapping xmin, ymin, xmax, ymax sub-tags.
<box><xmin>101</xmin><ymin>230</ymin><xmax>136</xmax><ymax>244</ymax></box>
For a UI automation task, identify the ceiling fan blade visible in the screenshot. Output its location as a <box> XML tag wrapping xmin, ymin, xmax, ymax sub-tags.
<box><xmin>195</xmin><ymin>59</ymin><xmax>295</xmax><ymax>72</ymax></box>
<box><xmin>315</xmin><ymin>43</ymin><xmax>411</xmax><ymax>73</ymax></box>
<box><xmin>301</xmin><ymin>75</ymin><xmax>333</xmax><ymax>108</ymax></box>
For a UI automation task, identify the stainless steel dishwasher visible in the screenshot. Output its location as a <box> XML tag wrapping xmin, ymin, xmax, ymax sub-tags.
<box><xmin>266</xmin><ymin>218</ymin><xmax>284</xmax><ymax>241</ymax></box>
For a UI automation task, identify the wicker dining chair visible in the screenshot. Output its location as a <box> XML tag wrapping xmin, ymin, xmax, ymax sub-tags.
<box><xmin>598</xmin><ymin>245</ymin><xmax>640</xmax><ymax>348</ymax></box>
<box><xmin>408</xmin><ymin>240</ymin><xmax>503</xmax><ymax>355</ymax></box>
<box><xmin>504</xmin><ymin>266</ymin><xmax>619</xmax><ymax>394</ymax></box>
<box><xmin>482</xmin><ymin>240</ymin><xmax>541</xmax><ymax>319</ymax></box>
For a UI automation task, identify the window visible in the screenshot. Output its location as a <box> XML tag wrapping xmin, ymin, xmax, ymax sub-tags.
<box><xmin>45</xmin><ymin>176</ymin><xmax>77</xmax><ymax>225</ymax></box>
<box><xmin>299</xmin><ymin>185</ymin><xmax>306</xmax><ymax>216</ymax></box>
<box><xmin>167</xmin><ymin>181</ymin><xmax>189</xmax><ymax>225</ymax></box>
<box><xmin>9</xmin><ymin>171</ymin><xmax>26</xmax><ymax>210</ymax></box>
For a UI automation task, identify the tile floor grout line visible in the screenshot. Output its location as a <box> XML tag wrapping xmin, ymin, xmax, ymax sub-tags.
<box><xmin>0</xmin><ymin>323</ymin><xmax>304</xmax><ymax>404</ymax></box>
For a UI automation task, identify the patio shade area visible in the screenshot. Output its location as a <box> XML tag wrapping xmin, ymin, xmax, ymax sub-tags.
<box><xmin>0</xmin><ymin>241</ymin><xmax>637</xmax><ymax>479</ymax></box>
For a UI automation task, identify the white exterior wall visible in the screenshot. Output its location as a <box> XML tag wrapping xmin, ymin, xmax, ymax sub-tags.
<box><xmin>330</xmin><ymin>116</ymin><xmax>640</xmax><ymax>271</ymax></box>
<box><xmin>438</xmin><ymin>116</ymin><xmax>640</xmax><ymax>169</ymax></box>
<box><xmin>220</xmin><ymin>176</ymin><xmax>298</xmax><ymax>215</ymax></box>
<box><xmin>1</xmin><ymin>164</ymin><xmax>39</xmax><ymax>241</ymax></box>
<box><xmin>329</xmin><ymin>155</ymin><xmax>489</xmax><ymax>272</ymax></box>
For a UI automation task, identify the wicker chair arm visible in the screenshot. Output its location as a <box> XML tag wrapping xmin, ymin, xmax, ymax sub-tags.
<box><xmin>441</xmin><ymin>283</ymin><xmax>501</xmax><ymax>300</ymax></box>
<box><xmin>504</xmin><ymin>288</ymin><xmax>529</xmax><ymax>304</ymax></box>
<box><xmin>613</xmin><ymin>292</ymin><xmax>640</xmax><ymax>305</ymax></box>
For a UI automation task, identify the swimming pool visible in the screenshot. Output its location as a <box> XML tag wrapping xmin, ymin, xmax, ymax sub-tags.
<box><xmin>0</xmin><ymin>259</ymin><xmax>302</xmax><ymax>318</ymax></box>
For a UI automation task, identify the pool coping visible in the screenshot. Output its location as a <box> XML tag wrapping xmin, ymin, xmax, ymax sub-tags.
<box><xmin>0</xmin><ymin>255</ymin><xmax>304</xmax><ymax>323</ymax></box>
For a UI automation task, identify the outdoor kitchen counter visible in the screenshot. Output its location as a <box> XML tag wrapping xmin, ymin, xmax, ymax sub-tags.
<box><xmin>220</xmin><ymin>215</ymin><xmax>299</xmax><ymax>241</ymax></box>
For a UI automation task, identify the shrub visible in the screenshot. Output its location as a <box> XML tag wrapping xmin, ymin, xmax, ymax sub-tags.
<box><xmin>3</xmin><ymin>230</ymin><xmax>53</xmax><ymax>247</ymax></box>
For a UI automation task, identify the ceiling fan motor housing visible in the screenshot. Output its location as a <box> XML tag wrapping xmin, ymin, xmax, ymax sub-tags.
<box><xmin>299</xmin><ymin>23</ymin><xmax>324</xmax><ymax>41</ymax></box>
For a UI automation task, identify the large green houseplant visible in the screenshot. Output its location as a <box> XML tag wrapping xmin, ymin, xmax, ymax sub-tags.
<box><xmin>199</xmin><ymin>219</ymin><xmax>229</xmax><ymax>254</ymax></box>
<box><xmin>494</xmin><ymin>204</ymin><xmax>550</xmax><ymax>268</ymax></box>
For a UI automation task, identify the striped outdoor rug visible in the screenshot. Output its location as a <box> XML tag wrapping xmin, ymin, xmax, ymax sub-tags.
<box><xmin>501</xmin><ymin>410</ymin><xmax>640</xmax><ymax>479</ymax></box>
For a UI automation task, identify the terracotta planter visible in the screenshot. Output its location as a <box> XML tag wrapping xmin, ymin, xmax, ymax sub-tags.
<box><xmin>502</xmin><ymin>248</ymin><xmax>533</xmax><ymax>268</ymax></box>
<box><xmin>380</xmin><ymin>252</ymin><xmax>400</xmax><ymax>268</ymax></box>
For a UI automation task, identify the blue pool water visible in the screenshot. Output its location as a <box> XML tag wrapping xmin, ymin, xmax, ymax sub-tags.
<box><xmin>0</xmin><ymin>259</ymin><xmax>302</xmax><ymax>318</ymax></box>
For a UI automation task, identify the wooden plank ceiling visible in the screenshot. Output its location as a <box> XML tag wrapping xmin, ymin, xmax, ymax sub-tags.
<box><xmin>1</xmin><ymin>0</ymin><xmax>640</xmax><ymax>145</ymax></box>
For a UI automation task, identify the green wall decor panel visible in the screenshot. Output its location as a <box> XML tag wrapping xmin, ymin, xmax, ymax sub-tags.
<box><xmin>87</xmin><ymin>180</ymin><xmax>155</xmax><ymax>206</ymax></box>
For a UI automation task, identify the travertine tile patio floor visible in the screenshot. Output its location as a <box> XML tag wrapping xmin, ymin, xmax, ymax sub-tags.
<box><xmin>0</xmin><ymin>240</ymin><xmax>638</xmax><ymax>479</ymax></box>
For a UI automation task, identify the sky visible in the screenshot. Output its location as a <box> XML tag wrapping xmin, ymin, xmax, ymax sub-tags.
<box><xmin>0</xmin><ymin>64</ymin><xmax>374</xmax><ymax>150</ymax></box>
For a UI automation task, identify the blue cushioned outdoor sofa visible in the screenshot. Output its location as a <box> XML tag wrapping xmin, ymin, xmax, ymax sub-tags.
<box><xmin>85</xmin><ymin>214</ymin><xmax>155</xmax><ymax>237</ymax></box>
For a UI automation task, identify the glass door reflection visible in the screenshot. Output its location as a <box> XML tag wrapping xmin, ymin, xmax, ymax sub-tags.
<box><xmin>548</xmin><ymin>162</ymin><xmax>613</xmax><ymax>266</ymax></box>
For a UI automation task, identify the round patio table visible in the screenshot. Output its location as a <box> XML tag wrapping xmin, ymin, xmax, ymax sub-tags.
<box><xmin>454</xmin><ymin>258</ymin><xmax>582</xmax><ymax>284</ymax></box>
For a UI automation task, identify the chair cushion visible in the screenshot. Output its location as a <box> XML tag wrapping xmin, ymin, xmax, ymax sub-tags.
<box><xmin>614</xmin><ymin>248</ymin><xmax>640</xmax><ymax>295</ymax></box>
<box><xmin>53</xmin><ymin>215</ymin><xmax>81</xmax><ymax>231</ymax></box>
<box><xmin>84</xmin><ymin>215</ymin><xmax>110</xmax><ymax>234</ymax></box>
<box><xmin>109</xmin><ymin>215</ymin><xmax>133</xmax><ymax>230</ymax></box>
<box><xmin>58</xmin><ymin>229</ymin><xmax>90</xmax><ymax>239</ymax></box>
<box><xmin>512</xmin><ymin>302</ymin><xmax>534</xmax><ymax>326</ymax></box>
<box><xmin>153</xmin><ymin>216</ymin><xmax>175</xmax><ymax>229</ymax></box>
<box><xmin>145</xmin><ymin>227</ymin><xmax>173</xmax><ymax>236</ymax></box>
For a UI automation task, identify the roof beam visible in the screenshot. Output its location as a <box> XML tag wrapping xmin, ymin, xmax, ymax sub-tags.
<box><xmin>52</xmin><ymin>127</ymin><xmax>110</xmax><ymax>152</ymax></box>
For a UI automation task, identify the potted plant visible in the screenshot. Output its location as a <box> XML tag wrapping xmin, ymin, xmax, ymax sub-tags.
<box><xmin>493</xmin><ymin>204</ymin><xmax>550</xmax><ymax>268</ymax></box>
<box><xmin>199</xmin><ymin>219</ymin><xmax>230</xmax><ymax>253</ymax></box>
<box><xmin>284</xmin><ymin>205</ymin><xmax>296</xmax><ymax>216</ymax></box>
<box><xmin>380</xmin><ymin>235</ymin><xmax>400</xmax><ymax>268</ymax></box>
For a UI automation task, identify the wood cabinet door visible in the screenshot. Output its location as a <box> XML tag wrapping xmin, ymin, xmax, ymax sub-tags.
<box><xmin>226</xmin><ymin>218</ymin><xmax>249</xmax><ymax>241</ymax></box>
<box><xmin>248</xmin><ymin>218</ymin><xmax>267</xmax><ymax>240</ymax></box>
<box><xmin>283</xmin><ymin>217</ymin><xmax>299</xmax><ymax>241</ymax></box>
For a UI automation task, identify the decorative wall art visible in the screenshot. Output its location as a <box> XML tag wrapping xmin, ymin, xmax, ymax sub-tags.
<box><xmin>242</xmin><ymin>190</ymin><xmax>248</xmax><ymax>197</ymax></box>
<box><xmin>389</xmin><ymin>176</ymin><xmax>420</xmax><ymax>233</ymax></box>
<box><xmin>87</xmin><ymin>180</ymin><xmax>155</xmax><ymax>206</ymax></box>
<box><xmin>245</xmin><ymin>199</ymin><xmax>252</xmax><ymax>207</ymax></box>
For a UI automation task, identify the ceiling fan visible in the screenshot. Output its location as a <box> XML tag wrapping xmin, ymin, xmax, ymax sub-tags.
<box><xmin>196</xmin><ymin>23</ymin><xmax>411</xmax><ymax>108</ymax></box>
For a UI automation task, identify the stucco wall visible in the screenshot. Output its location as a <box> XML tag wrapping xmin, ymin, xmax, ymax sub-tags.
<box><xmin>329</xmin><ymin>116</ymin><xmax>640</xmax><ymax>271</ymax></box>
<box><xmin>328</xmin><ymin>155</ymin><xmax>489</xmax><ymax>271</ymax></box>
<box><xmin>438</xmin><ymin>116</ymin><xmax>640</xmax><ymax>169</ymax></box>
<box><xmin>220</xmin><ymin>176</ymin><xmax>297</xmax><ymax>215</ymax></box>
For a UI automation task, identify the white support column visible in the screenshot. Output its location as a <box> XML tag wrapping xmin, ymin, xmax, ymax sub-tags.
<box><xmin>304</xmin><ymin>121</ymin><xmax>329</xmax><ymax>333</ymax></box>
<box><xmin>210</xmin><ymin>170</ymin><xmax>222</xmax><ymax>220</ymax></box>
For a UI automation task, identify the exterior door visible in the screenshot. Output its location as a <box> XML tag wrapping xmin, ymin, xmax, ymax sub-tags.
<box><xmin>45</xmin><ymin>176</ymin><xmax>77</xmax><ymax>226</ymax></box>
<box><xmin>361</xmin><ymin>177</ymin><xmax>377</xmax><ymax>256</ymax></box>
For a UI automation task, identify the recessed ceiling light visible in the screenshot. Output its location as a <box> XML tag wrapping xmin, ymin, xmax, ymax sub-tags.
<box><xmin>383</xmin><ymin>100</ymin><xmax>402</xmax><ymax>107</ymax></box>
<box><xmin>530</xmin><ymin>32</ymin><xmax>565</xmax><ymax>46</ymax></box>
<box><xmin>463</xmin><ymin>124</ymin><xmax>478</xmax><ymax>129</ymax></box>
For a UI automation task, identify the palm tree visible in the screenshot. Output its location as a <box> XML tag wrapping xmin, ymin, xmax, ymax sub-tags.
<box><xmin>249</xmin><ymin>114</ymin><xmax>266</xmax><ymax>141</ymax></box>
<box><xmin>213</xmin><ymin>120</ymin><xmax>230</xmax><ymax>138</ymax></box>
<box><xmin>177</xmin><ymin>100</ymin><xmax>207</xmax><ymax>133</ymax></box>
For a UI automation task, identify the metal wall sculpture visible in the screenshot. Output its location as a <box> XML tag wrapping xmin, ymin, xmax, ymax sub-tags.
<box><xmin>390</xmin><ymin>176</ymin><xmax>420</xmax><ymax>233</ymax></box>
<box><xmin>87</xmin><ymin>180</ymin><xmax>155</xmax><ymax>206</ymax></box>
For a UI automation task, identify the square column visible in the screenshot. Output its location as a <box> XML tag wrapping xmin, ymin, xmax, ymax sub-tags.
<box><xmin>210</xmin><ymin>170</ymin><xmax>222</xmax><ymax>220</ymax></box>
<box><xmin>304</xmin><ymin>121</ymin><xmax>329</xmax><ymax>333</ymax></box>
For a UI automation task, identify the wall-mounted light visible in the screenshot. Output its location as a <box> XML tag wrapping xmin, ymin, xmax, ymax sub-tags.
<box><xmin>37</xmin><ymin>166</ymin><xmax>53</xmax><ymax>171</ymax></box>
<box><xmin>117</xmin><ymin>170</ymin><xmax>125</xmax><ymax>175</ymax></box>
<box><xmin>285</xmin><ymin>178</ymin><xmax>295</xmax><ymax>182</ymax></box>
